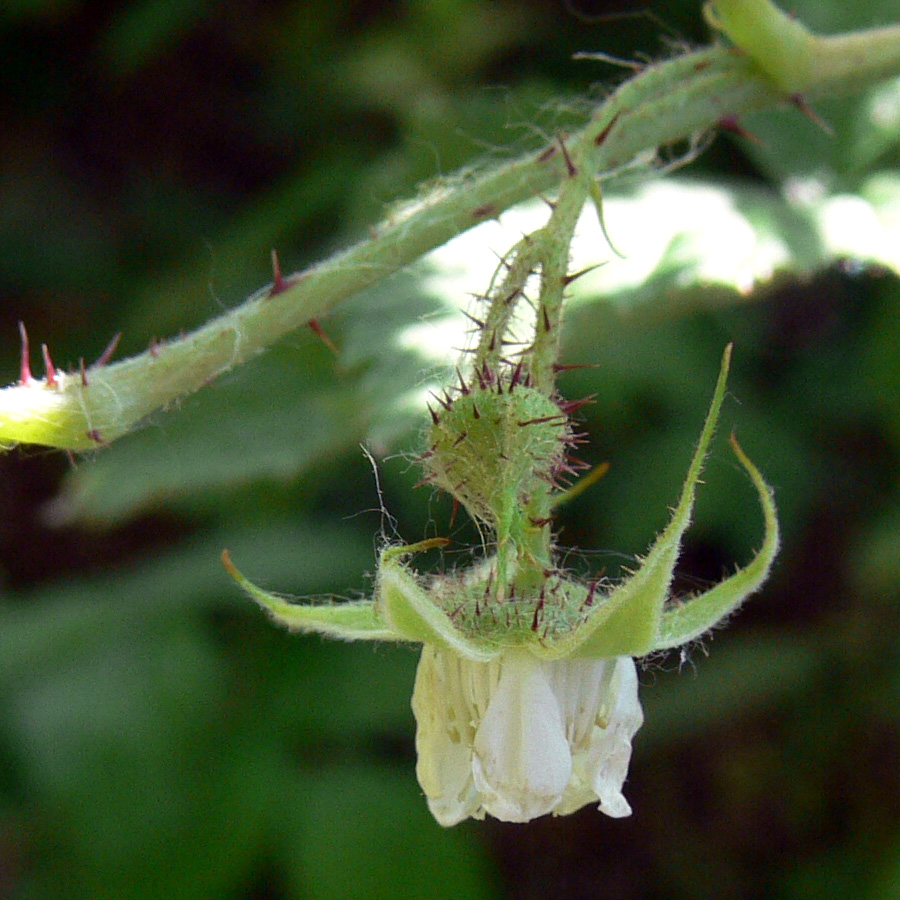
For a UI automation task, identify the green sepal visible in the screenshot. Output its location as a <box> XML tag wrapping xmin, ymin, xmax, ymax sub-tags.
<box><xmin>221</xmin><ymin>550</ymin><xmax>399</xmax><ymax>641</ymax></box>
<box><xmin>654</xmin><ymin>433</ymin><xmax>780</xmax><ymax>649</ymax></box>
<box><xmin>559</xmin><ymin>344</ymin><xmax>733</xmax><ymax>658</ymax></box>
<box><xmin>376</xmin><ymin>542</ymin><xmax>499</xmax><ymax>662</ymax></box>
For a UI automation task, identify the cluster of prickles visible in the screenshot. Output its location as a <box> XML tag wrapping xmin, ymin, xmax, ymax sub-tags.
<box><xmin>410</xmin><ymin>352</ymin><xmax>603</xmax><ymax>642</ymax></box>
<box><xmin>419</xmin><ymin>359</ymin><xmax>587</xmax><ymax>530</ymax></box>
<box><xmin>417</xmin><ymin>556</ymin><xmax>610</xmax><ymax>645</ymax></box>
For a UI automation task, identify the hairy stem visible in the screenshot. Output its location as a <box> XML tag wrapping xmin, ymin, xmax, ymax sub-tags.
<box><xmin>4</xmin><ymin>11</ymin><xmax>900</xmax><ymax>451</ymax></box>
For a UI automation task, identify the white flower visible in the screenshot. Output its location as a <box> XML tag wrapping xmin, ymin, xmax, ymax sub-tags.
<box><xmin>224</xmin><ymin>346</ymin><xmax>778</xmax><ymax>826</ymax></box>
<box><xmin>411</xmin><ymin>646</ymin><xmax>643</xmax><ymax>826</ymax></box>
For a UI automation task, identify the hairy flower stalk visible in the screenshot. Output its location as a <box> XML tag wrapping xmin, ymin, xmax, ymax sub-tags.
<box><xmin>224</xmin><ymin>136</ymin><xmax>781</xmax><ymax>824</ymax></box>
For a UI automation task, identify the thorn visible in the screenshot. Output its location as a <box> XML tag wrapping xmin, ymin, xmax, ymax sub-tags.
<box><xmin>80</xmin><ymin>358</ymin><xmax>88</xmax><ymax>387</ymax></box>
<box><xmin>149</xmin><ymin>337</ymin><xmax>161</xmax><ymax>358</ymax></box>
<box><xmin>558</xmin><ymin>394</ymin><xmax>597</xmax><ymax>414</ymax></box>
<box><xmin>268</xmin><ymin>248</ymin><xmax>289</xmax><ymax>296</ymax></box>
<box><xmin>509</xmin><ymin>359</ymin><xmax>525</xmax><ymax>388</ymax></box>
<box><xmin>41</xmin><ymin>344</ymin><xmax>57</xmax><ymax>387</ymax></box>
<box><xmin>541</xmin><ymin>306</ymin><xmax>551</xmax><ymax>333</ymax></box>
<box><xmin>452</xmin><ymin>431</ymin><xmax>468</xmax><ymax>447</ymax></box>
<box><xmin>593</xmin><ymin>111</ymin><xmax>620</xmax><ymax>146</ymax></box>
<box><xmin>564</xmin><ymin>453</ymin><xmax>591</xmax><ymax>470</ymax></box>
<box><xmin>86</xmin><ymin>428</ymin><xmax>104</xmax><ymax>444</ymax></box>
<box><xmin>557</xmin><ymin>133</ymin><xmax>578</xmax><ymax>177</ymax></box>
<box><xmin>518</xmin><ymin>415</ymin><xmax>568</xmax><ymax>427</ymax></box>
<box><xmin>472</xmin><ymin>403</ymin><xmax>480</xmax><ymax>419</ymax></box>
<box><xmin>18</xmin><ymin>321</ymin><xmax>32</xmax><ymax>383</ymax></box>
<box><xmin>584</xmin><ymin>574</ymin><xmax>603</xmax><ymax>608</ymax></box>
<box><xmin>717</xmin><ymin>116</ymin><xmax>765</xmax><ymax>145</ymax></box>
<box><xmin>91</xmin><ymin>332</ymin><xmax>122</xmax><ymax>369</ymax></box>
<box><xmin>483</xmin><ymin>573</ymin><xmax>494</xmax><ymax>607</ymax></box>
<box><xmin>494</xmin><ymin>252</ymin><xmax>513</xmax><ymax>271</ymax></box>
<box><xmin>536</xmin><ymin>192</ymin><xmax>557</xmax><ymax>211</ymax></box>
<box><xmin>789</xmin><ymin>94</ymin><xmax>834</xmax><ymax>135</ymax></box>
<box><xmin>307</xmin><ymin>319</ymin><xmax>339</xmax><ymax>354</ymax></box>
<box><xmin>456</xmin><ymin>368</ymin><xmax>470</xmax><ymax>394</ymax></box>
<box><xmin>531</xmin><ymin>589</ymin><xmax>546</xmax><ymax>631</ymax></box>
<box><xmin>427</xmin><ymin>404</ymin><xmax>439</xmax><ymax>425</ymax></box>
<box><xmin>430</xmin><ymin>391</ymin><xmax>451</xmax><ymax>411</ymax></box>
<box><xmin>562</xmin><ymin>264</ymin><xmax>604</xmax><ymax>287</ymax></box>
<box><xmin>462</xmin><ymin>309</ymin><xmax>486</xmax><ymax>329</ymax></box>
<box><xmin>553</xmin><ymin>361</ymin><xmax>601</xmax><ymax>372</ymax></box>
<box><xmin>529</xmin><ymin>516</ymin><xmax>553</xmax><ymax>527</ymax></box>
<box><xmin>470</xmin><ymin>202</ymin><xmax>497</xmax><ymax>220</ymax></box>
<box><xmin>537</xmin><ymin>144</ymin><xmax>557</xmax><ymax>163</ymax></box>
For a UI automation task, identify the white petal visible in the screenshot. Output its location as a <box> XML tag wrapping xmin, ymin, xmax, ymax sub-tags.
<box><xmin>471</xmin><ymin>652</ymin><xmax>573</xmax><ymax>822</ymax></box>
<box><xmin>412</xmin><ymin>646</ymin><xmax>481</xmax><ymax>826</ymax></box>
<box><xmin>583</xmin><ymin>656</ymin><xmax>643</xmax><ymax>818</ymax></box>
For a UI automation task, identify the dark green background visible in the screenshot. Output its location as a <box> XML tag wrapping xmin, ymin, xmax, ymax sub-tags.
<box><xmin>2</xmin><ymin>1</ymin><xmax>900</xmax><ymax>898</ymax></box>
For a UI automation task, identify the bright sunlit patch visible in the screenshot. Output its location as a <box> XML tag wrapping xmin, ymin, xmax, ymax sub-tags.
<box><xmin>866</xmin><ymin>75</ymin><xmax>900</xmax><ymax>133</ymax></box>
<box><xmin>817</xmin><ymin>194</ymin><xmax>889</xmax><ymax>263</ymax></box>
<box><xmin>394</xmin><ymin>180</ymin><xmax>794</xmax><ymax>368</ymax></box>
<box><xmin>394</xmin><ymin>200</ymin><xmax>552</xmax><ymax>366</ymax></box>
<box><xmin>569</xmin><ymin>179</ymin><xmax>791</xmax><ymax>301</ymax></box>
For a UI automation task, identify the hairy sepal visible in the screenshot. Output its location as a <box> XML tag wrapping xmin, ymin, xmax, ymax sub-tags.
<box><xmin>221</xmin><ymin>550</ymin><xmax>397</xmax><ymax>641</ymax></box>
<box><xmin>654</xmin><ymin>433</ymin><xmax>780</xmax><ymax>649</ymax></box>
<box><xmin>376</xmin><ymin>544</ymin><xmax>499</xmax><ymax>662</ymax></box>
<box><xmin>557</xmin><ymin>345</ymin><xmax>733</xmax><ymax>658</ymax></box>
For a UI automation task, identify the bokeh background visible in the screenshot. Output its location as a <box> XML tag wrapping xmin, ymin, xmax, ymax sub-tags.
<box><xmin>2</xmin><ymin>1</ymin><xmax>900</xmax><ymax>898</ymax></box>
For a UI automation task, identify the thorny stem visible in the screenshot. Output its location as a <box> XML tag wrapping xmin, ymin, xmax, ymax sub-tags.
<box><xmin>4</xmin><ymin>8</ymin><xmax>900</xmax><ymax>450</ymax></box>
<box><xmin>529</xmin><ymin>168</ymin><xmax>592</xmax><ymax>396</ymax></box>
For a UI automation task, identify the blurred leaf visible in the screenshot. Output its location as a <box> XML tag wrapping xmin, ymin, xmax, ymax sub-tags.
<box><xmin>283</xmin><ymin>762</ymin><xmax>494</xmax><ymax>900</ymax></box>
<box><xmin>47</xmin><ymin>344</ymin><xmax>370</xmax><ymax>524</ymax></box>
<box><xmin>0</xmin><ymin>517</ymin><xmax>375</xmax><ymax>682</ymax></box>
<box><xmin>640</xmin><ymin>633</ymin><xmax>821</xmax><ymax>747</ymax></box>
<box><xmin>100</xmin><ymin>0</ymin><xmax>213</xmax><ymax>75</ymax></box>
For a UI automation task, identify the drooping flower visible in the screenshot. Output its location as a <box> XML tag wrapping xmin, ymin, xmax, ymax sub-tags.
<box><xmin>412</xmin><ymin>648</ymin><xmax>643</xmax><ymax>825</ymax></box>
<box><xmin>223</xmin><ymin>346</ymin><xmax>779</xmax><ymax>825</ymax></box>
